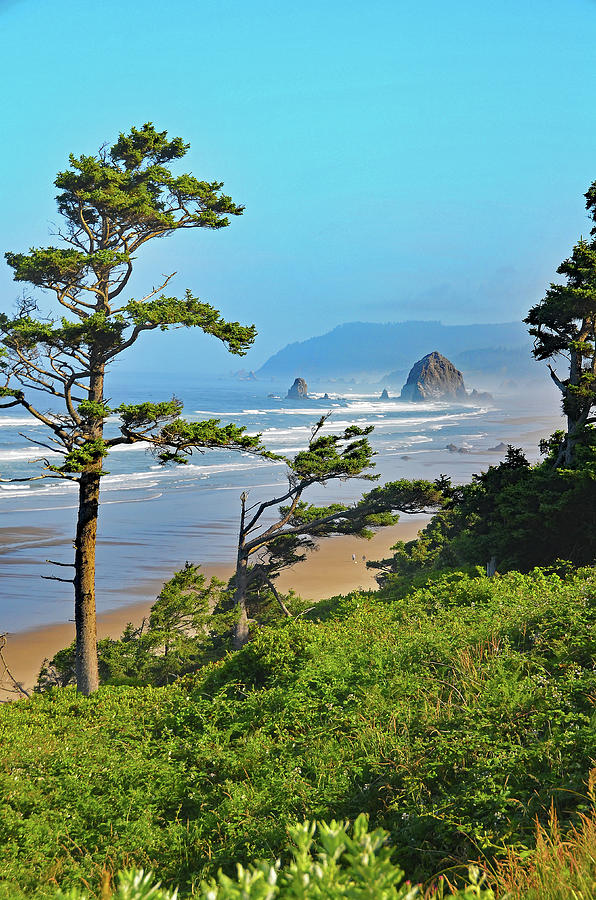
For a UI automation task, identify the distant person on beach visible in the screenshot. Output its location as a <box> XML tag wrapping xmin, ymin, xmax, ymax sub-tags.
<box><xmin>352</xmin><ymin>553</ymin><xmax>356</xmax><ymax>563</ymax></box>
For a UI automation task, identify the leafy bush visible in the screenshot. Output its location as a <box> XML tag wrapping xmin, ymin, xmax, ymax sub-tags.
<box><xmin>371</xmin><ymin>442</ymin><xmax>596</xmax><ymax>578</ymax></box>
<box><xmin>25</xmin><ymin>818</ymin><xmax>496</xmax><ymax>899</ymax></box>
<box><xmin>10</xmin><ymin>807</ymin><xmax>596</xmax><ymax>898</ymax></box>
<box><xmin>37</xmin><ymin>565</ymin><xmax>305</xmax><ymax>690</ymax></box>
<box><xmin>1</xmin><ymin>568</ymin><xmax>595</xmax><ymax>897</ymax></box>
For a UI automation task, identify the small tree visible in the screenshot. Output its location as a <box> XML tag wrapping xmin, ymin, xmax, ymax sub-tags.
<box><xmin>0</xmin><ymin>124</ymin><xmax>265</xmax><ymax>694</ymax></box>
<box><xmin>525</xmin><ymin>229</ymin><xmax>596</xmax><ymax>467</ymax></box>
<box><xmin>37</xmin><ymin>564</ymin><xmax>234</xmax><ymax>689</ymax></box>
<box><xmin>230</xmin><ymin>416</ymin><xmax>442</xmax><ymax>647</ymax></box>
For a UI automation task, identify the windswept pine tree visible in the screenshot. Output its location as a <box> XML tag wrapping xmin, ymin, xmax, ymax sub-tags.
<box><xmin>0</xmin><ymin>124</ymin><xmax>266</xmax><ymax>694</ymax></box>
<box><xmin>525</xmin><ymin>182</ymin><xmax>596</xmax><ymax>466</ymax></box>
<box><xmin>230</xmin><ymin>416</ymin><xmax>442</xmax><ymax>647</ymax></box>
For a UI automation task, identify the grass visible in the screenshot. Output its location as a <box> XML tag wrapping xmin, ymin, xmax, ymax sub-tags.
<box><xmin>0</xmin><ymin>567</ymin><xmax>594</xmax><ymax>897</ymax></box>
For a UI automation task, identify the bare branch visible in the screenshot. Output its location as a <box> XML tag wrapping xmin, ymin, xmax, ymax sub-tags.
<box><xmin>41</xmin><ymin>575</ymin><xmax>75</xmax><ymax>584</ymax></box>
<box><xmin>113</xmin><ymin>272</ymin><xmax>177</xmax><ymax>314</ymax></box>
<box><xmin>103</xmin><ymin>324</ymin><xmax>150</xmax><ymax>362</ymax></box>
<box><xmin>19</xmin><ymin>433</ymin><xmax>67</xmax><ymax>455</ymax></box>
<box><xmin>0</xmin><ymin>634</ymin><xmax>31</xmax><ymax>698</ymax></box>
<box><xmin>0</xmin><ymin>469</ymin><xmax>79</xmax><ymax>483</ymax></box>
<box><xmin>265</xmin><ymin>577</ymin><xmax>292</xmax><ymax>617</ymax></box>
<box><xmin>547</xmin><ymin>364</ymin><xmax>567</xmax><ymax>394</ymax></box>
<box><xmin>11</xmin><ymin>397</ymin><xmax>70</xmax><ymax>442</ymax></box>
<box><xmin>244</xmin><ymin>478</ymin><xmax>311</xmax><ymax>535</ymax></box>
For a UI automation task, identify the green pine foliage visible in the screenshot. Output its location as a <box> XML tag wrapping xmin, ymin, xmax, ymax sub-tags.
<box><xmin>1</xmin><ymin>567</ymin><xmax>595</xmax><ymax>897</ymax></box>
<box><xmin>371</xmin><ymin>442</ymin><xmax>596</xmax><ymax>579</ymax></box>
<box><xmin>525</xmin><ymin>236</ymin><xmax>596</xmax><ymax>466</ymax></box>
<box><xmin>37</xmin><ymin>565</ymin><xmax>238</xmax><ymax>689</ymax></box>
<box><xmin>0</xmin><ymin>122</ymin><xmax>269</xmax><ymax>693</ymax></box>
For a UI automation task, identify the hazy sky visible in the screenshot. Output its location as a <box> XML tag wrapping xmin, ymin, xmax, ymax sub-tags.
<box><xmin>2</xmin><ymin>0</ymin><xmax>596</xmax><ymax>373</ymax></box>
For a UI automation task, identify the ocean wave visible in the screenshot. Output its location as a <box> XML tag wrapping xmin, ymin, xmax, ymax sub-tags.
<box><xmin>0</xmin><ymin>416</ymin><xmax>45</xmax><ymax>428</ymax></box>
<box><xmin>108</xmin><ymin>441</ymin><xmax>153</xmax><ymax>453</ymax></box>
<box><xmin>193</xmin><ymin>407</ymin><xmax>346</xmax><ymax>418</ymax></box>
<box><xmin>0</xmin><ymin>481</ymin><xmax>77</xmax><ymax>499</ymax></box>
<box><xmin>0</xmin><ymin>446</ymin><xmax>61</xmax><ymax>462</ymax></box>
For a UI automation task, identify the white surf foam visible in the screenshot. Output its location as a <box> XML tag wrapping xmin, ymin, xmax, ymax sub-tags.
<box><xmin>0</xmin><ymin>446</ymin><xmax>61</xmax><ymax>462</ymax></box>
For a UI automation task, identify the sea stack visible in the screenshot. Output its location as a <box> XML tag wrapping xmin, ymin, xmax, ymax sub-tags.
<box><xmin>400</xmin><ymin>351</ymin><xmax>467</xmax><ymax>402</ymax></box>
<box><xmin>379</xmin><ymin>388</ymin><xmax>390</xmax><ymax>400</ymax></box>
<box><xmin>287</xmin><ymin>377</ymin><xmax>308</xmax><ymax>400</ymax></box>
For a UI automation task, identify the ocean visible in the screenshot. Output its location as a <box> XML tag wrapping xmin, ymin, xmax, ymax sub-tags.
<box><xmin>0</xmin><ymin>375</ymin><xmax>563</xmax><ymax>632</ymax></box>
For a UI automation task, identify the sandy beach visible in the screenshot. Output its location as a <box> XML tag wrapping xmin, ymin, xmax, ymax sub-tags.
<box><xmin>0</xmin><ymin>517</ymin><xmax>427</xmax><ymax>699</ymax></box>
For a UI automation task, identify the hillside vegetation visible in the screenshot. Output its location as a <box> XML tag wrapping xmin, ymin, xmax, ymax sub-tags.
<box><xmin>1</xmin><ymin>568</ymin><xmax>594</xmax><ymax>898</ymax></box>
<box><xmin>372</xmin><ymin>442</ymin><xmax>596</xmax><ymax>580</ymax></box>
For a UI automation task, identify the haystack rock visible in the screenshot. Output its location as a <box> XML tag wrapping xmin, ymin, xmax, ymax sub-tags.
<box><xmin>379</xmin><ymin>388</ymin><xmax>390</xmax><ymax>400</ymax></box>
<box><xmin>287</xmin><ymin>377</ymin><xmax>308</xmax><ymax>400</ymax></box>
<box><xmin>400</xmin><ymin>351</ymin><xmax>467</xmax><ymax>402</ymax></box>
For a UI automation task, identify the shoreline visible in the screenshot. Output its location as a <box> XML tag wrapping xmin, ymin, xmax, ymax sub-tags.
<box><xmin>1</xmin><ymin>517</ymin><xmax>427</xmax><ymax>699</ymax></box>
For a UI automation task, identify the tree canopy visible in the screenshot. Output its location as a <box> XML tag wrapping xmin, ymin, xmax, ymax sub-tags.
<box><xmin>525</xmin><ymin>182</ymin><xmax>596</xmax><ymax>466</ymax></box>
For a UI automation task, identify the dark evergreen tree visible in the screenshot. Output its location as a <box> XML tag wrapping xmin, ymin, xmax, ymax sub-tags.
<box><xmin>525</xmin><ymin>232</ymin><xmax>596</xmax><ymax>466</ymax></box>
<box><xmin>369</xmin><ymin>444</ymin><xmax>596</xmax><ymax>579</ymax></box>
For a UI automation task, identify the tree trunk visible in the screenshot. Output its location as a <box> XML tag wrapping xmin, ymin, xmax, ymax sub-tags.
<box><xmin>73</xmin><ymin>469</ymin><xmax>101</xmax><ymax>694</ymax></box>
<box><xmin>73</xmin><ymin>359</ymin><xmax>105</xmax><ymax>696</ymax></box>
<box><xmin>266</xmin><ymin>578</ymin><xmax>292</xmax><ymax>617</ymax></box>
<box><xmin>564</xmin><ymin>417</ymin><xmax>578</xmax><ymax>467</ymax></box>
<box><xmin>561</xmin><ymin>345</ymin><xmax>585</xmax><ymax>467</ymax></box>
<box><xmin>231</xmin><ymin>554</ymin><xmax>250</xmax><ymax>650</ymax></box>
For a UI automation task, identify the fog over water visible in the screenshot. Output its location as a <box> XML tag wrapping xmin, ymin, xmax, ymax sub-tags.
<box><xmin>0</xmin><ymin>375</ymin><xmax>563</xmax><ymax>632</ymax></box>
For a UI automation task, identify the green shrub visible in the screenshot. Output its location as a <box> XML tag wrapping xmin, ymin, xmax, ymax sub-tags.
<box><xmin>34</xmin><ymin>817</ymin><xmax>496</xmax><ymax>899</ymax></box>
<box><xmin>371</xmin><ymin>441</ymin><xmax>596</xmax><ymax>578</ymax></box>
<box><xmin>0</xmin><ymin>568</ymin><xmax>595</xmax><ymax>897</ymax></box>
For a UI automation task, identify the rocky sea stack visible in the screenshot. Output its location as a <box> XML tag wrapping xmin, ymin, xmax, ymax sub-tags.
<box><xmin>400</xmin><ymin>351</ymin><xmax>467</xmax><ymax>402</ymax></box>
<box><xmin>287</xmin><ymin>377</ymin><xmax>308</xmax><ymax>400</ymax></box>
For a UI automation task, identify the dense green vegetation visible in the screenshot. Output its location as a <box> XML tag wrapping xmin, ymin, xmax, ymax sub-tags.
<box><xmin>1</xmin><ymin>567</ymin><xmax>595</xmax><ymax>897</ymax></box>
<box><xmin>10</xmin><ymin>818</ymin><xmax>500</xmax><ymax>899</ymax></box>
<box><xmin>372</xmin><ymin>439</ymin><xmax>596</xmax><ymax>579</ymax></box>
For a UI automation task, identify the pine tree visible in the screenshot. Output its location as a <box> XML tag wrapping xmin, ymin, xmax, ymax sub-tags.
<box><xmin>525</xmin><ymin>226</ymin><xmax>596</xmax><ymax>467</ymax></box>
<box><xmin>230</xmin><ymin>416</ymin><xmax>442</xmax><ymax>647</ymax></box>
<box><xmin>0</xmin><ymin>124</ymin><xmax>265</xmax><ymax>694</ymax></box>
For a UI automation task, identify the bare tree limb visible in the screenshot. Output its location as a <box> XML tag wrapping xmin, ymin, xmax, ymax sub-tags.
<box><xmin>0</xmin><ymin>634</ymin><xmax>31</xmax><ymax>698</ymax></box>
<box><xmin>40</xmin><ymin>575</ymin><xmax>75</xmax><ymax>584</ymax></box>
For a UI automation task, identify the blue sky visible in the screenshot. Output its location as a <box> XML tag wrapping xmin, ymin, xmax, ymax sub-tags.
<box><xmin>1</xmin><ymin>0</ymin><xmax>596</xmax><ymax>373</ymax></box>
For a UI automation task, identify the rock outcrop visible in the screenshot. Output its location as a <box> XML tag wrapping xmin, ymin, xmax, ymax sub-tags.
<box><xmin>287</xmin><ymin>377</ymin><xmax>308</xmax><ymax>400</ymax></box>
<box><xmin>379</xmin><ymin>388</ymin><xmax>390</xmax><ymax>400</ymax></box>
<box><xmin>400</xmin><ymin>352</ymin><xmax>467</xmax><ymax>402</ymax></box>
<box><xmin>468</xmin><ymin>388</ymin><xmax>493</xmax><ymax>403</ymax></box>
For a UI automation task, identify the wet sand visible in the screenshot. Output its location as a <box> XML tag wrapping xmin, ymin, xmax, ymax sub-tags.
<box><xmin>0</xmin><ymin>517</ymin><xmax>427</xmax><ymax>699</ymax></box>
